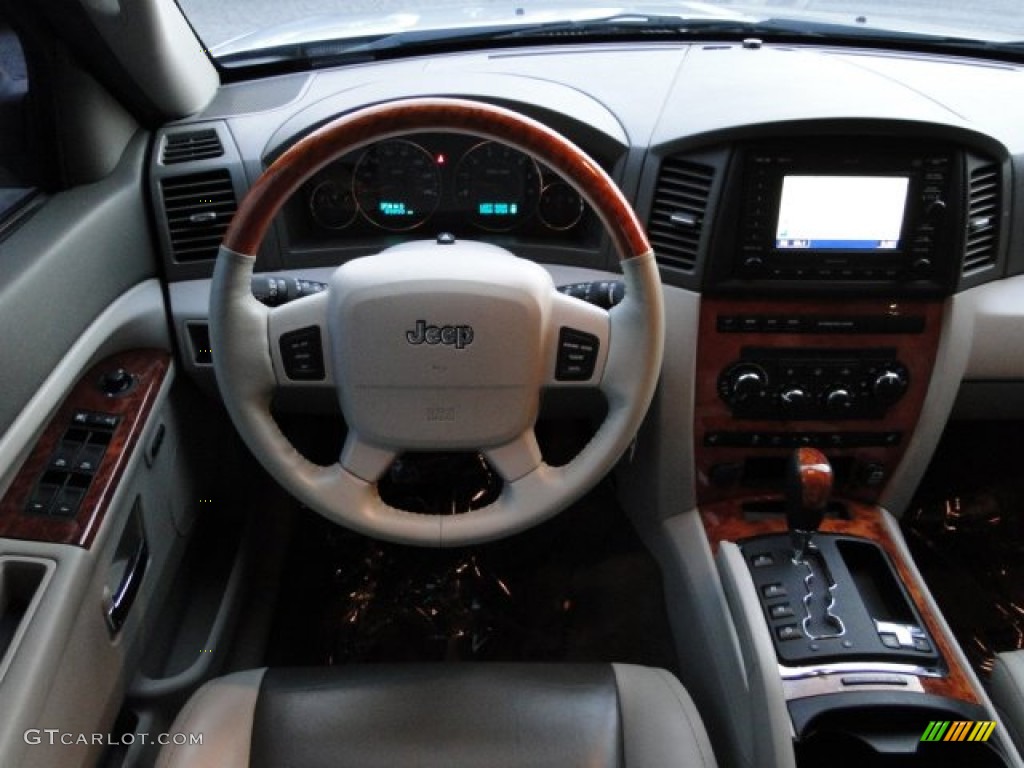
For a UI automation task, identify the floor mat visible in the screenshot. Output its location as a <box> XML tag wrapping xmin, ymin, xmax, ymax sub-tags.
<box><xmin>263</xmin><ymin>477</ymin><xmax>679</xmax><ymax>671</ymax></box>
<box><xmin>902</xmin><ymin>421</ymin><xmax>1024</xmax><ymax>677</ymax></box>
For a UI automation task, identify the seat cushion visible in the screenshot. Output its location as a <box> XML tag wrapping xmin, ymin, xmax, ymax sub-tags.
<box><xmin>158</xmin><ymin>663</ymin><xmax>716</xmax><ymax>768</ymax></box>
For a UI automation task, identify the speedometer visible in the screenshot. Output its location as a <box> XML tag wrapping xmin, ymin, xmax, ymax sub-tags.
<box><xmin>454</xmin><ymin>142</ymin><xmax>541</xmax><ymax>231</ymax></box>
<box><xmin>354</xmin><ymin>140</ymin><xmax>441</xmax><ymax>230</ymax></box>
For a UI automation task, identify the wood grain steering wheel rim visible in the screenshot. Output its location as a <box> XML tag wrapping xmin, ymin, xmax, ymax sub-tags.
<box><xmin>210</xmin><ymin>97</ymin><xmax>664</xmax><ymax>547</ymax></box>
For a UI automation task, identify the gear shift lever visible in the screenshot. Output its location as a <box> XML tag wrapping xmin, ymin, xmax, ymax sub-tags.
<box><xmin>785</xmin><ymin>447</ymin><xmax>833</xmax><ymax>562</ymax></box>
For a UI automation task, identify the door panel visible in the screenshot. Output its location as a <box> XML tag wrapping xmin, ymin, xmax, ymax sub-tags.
<box><xmin>0</xmin><ymin>131</ymin><xmax>156</xmax><ymax>439</ymax></box>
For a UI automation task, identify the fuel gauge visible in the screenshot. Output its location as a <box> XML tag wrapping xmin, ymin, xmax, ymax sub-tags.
<box><xmin>309</xmin><ymin>177</ymin><xmax>357</xmax><ymax>230</ymax></box>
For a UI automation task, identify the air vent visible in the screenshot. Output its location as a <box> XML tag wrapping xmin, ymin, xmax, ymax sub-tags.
<box><xmin>160</xmin><ymin>170</ymin><xmax>237</xmax><ymax>262</ymax></box>
<box><xmin>647</xmin><ymin>158</ymin><xmax>714</xmax><ymax>272</ymax></box>
<box><xmin>962</xmin><ymin>164</ymin><xmax>999</xmax><ymax>276</ymax></box>
<box><xmin>162</xmin><ymin>129</ymin><xmax>224</xmax><ymax>164</ymax></box>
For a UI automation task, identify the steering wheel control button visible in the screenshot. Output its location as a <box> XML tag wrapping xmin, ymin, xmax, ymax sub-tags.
<box><xmin>556</xmin><ymin>328</ymin><xmax>600</xmax><ymax>381</ymax></box>
<box><xmin>252</xmin><ymin>275</ymin><xmax>328</xmax><ymax>306</ymax></box>
<box><xmin>280</xmin><ymin>326</ymin><xmax>326</xmax><ymax>381</ymax></box>
<box><xmin>557</xmin><ymin>281</ymin><xmax>624</xmax><ymax>309</ymax></box>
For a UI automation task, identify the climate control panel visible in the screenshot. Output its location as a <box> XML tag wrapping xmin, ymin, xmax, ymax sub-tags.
<box><xmin>718</xmin><ymin>348</ymin><xmax>909</xmax><ymax>420</ymax></box>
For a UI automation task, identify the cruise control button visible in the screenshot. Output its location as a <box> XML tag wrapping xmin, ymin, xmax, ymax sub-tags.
<box><xmin>555</xmin><ymin>328</ymin><xmax>599</xmax><ymax>382</ymax></box>
<box><xmin>280</xmin><ymin>327</ymin><xmax>326</xmax><ymax>381</ymax></box>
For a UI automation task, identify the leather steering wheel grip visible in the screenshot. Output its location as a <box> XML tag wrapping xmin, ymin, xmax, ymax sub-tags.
<box><xmin>209</xmin><ymin>97</ymin><xmax>664</xmax><ymax>546</ymax></box>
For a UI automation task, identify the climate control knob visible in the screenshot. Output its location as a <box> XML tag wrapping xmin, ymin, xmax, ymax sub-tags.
<box><xmin>873</xmin><ymin>368</ymin><xmax>909</xmax><ymax>404</ymax></box>
<box><xmin>721</xmin><ymin>364</ymin><xmax>768</xmax><ymax>404</ymax></box>
<box><xmin>824</xmin><ymin>387</ymin><xmax>854</xmax><ymax>414</ymax></box>
<box><xmin>780</xmin><ymin>387</ymin><xmax>809</xmax><ymax>410</ymax></box>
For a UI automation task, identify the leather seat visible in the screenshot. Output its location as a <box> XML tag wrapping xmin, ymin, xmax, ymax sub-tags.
<box><xmin>157</xmin><ymin>663</ymin><xmax>717</xmax><ymax>767</ymax></box>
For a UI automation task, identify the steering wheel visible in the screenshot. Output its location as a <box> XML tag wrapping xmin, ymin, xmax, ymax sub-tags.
<box><xmin>209</xmin><ymin>98</ymin><xmax>663</xmax><ymax>547</ymax></box>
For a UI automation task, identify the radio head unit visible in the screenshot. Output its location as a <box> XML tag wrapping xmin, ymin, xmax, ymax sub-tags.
<box><xmin>710</xmin><ymin>138</ymin><xmax>964</xmax><ymax>293</ymax></box>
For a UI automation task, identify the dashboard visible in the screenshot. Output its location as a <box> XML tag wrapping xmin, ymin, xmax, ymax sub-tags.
<box><xmin>154</xmin><ymin>41</ymin><xmax>1024</xmax><ymax>514</ymax></box>
<box><xmin>139</xmin><ymin>34</ymin><xmax>1024</xmax><ymax>768</ymax></box>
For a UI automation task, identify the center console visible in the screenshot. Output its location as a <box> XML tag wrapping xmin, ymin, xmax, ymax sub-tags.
<box><xmin>693</xmin><ymin>134</ymin><xmax>1012</xmax><ymax>765</ymax></box>
<box><xmin>706</xmin><ymin>458</ymin><xmax>1007</xmax><ymax>766</ymax></box>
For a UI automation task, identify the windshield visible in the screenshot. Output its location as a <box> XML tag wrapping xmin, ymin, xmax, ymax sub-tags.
<box><xmin>177</xmin><ymin>0</ymin><xmax>1024</xmax><ymax>63</ymax></box>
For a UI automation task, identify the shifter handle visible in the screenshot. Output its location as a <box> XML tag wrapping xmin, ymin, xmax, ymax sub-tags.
<box><xmin>785</xmin><ymin>447</ymin><xmax>833</xmax><ymax>534</ymax></box>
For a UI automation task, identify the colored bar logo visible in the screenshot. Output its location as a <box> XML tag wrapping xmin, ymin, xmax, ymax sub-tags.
<box><xmin>920</xmin><ymin>721</ymin><xmax>996</xmax><ymax>742</ymax></box>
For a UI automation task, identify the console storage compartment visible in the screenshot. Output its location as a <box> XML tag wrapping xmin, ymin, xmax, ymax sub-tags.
<box><xmin>792</xmin><ymin>693</ymin><xmax>1007</xmax><ymax>767</ymax></box>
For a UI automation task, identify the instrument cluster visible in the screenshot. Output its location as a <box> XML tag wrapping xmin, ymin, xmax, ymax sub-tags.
<box><xmin>290</xmin><ymin>133</ymin><xmax>590</xmax><ymax>243</ymax></box>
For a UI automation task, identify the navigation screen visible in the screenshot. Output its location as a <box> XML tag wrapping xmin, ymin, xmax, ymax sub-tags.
<box><xmin>775</xmin><ymin>176</ymin><xmax>909</xmax><ymax>250</ymax></box>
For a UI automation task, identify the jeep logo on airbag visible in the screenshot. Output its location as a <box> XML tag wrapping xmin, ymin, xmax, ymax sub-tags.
<box><xmin>405</xmin><ymin>320</ymin><xmax>474</xmax><ymax>349</ymax></box>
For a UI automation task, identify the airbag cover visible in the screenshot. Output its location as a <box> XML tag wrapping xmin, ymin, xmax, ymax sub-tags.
<box><xmin>329</xmin><ymin>240</ymin><xmax>550</xmax><ymax>450</ymax></box>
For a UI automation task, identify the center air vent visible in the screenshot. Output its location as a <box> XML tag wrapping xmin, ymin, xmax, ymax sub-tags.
<box><xmin>647</xmin><ymin>157</ymin><xmax>715</xmax><ymax>272</ymax></box>
<box><xmin>160</xmin><ymin>170</ymin><xmax>237</xmax><ymax>263</ymax></box>
<box><xmin>962</xmin><ymin>162</ymin><xmax>1000</xmax><ymax>276</ymax></box>
<box><xmin>162</xmin><ymin>129</ymin><xmax>224</xmax><ymax>165</ymax></box>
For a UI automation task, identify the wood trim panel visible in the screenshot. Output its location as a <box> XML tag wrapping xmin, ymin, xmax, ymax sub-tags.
<box><xmin>0</xmin><ymin>349</ymin><xmax>170</xmax><ymax>548</ymax></box>
<box><xmin>701</xmin><ymin>498</ymin><xmax>980</xmax><ymax>705</ymax></box>
<box><xmin>694</xmin><ymin>297</ymin><xmax>944</xmax><ymax>505</ymax></box>
<box><xmin>225</xmin><ymin>97</ymin><xmax>649</xmax><ymax>260</ymax></box>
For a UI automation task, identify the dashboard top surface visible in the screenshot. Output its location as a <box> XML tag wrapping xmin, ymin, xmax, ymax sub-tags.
<box><xmin>152</xmin><ymin>40</ymin><xmax>1024</xmax><ymax>294</ymax></box>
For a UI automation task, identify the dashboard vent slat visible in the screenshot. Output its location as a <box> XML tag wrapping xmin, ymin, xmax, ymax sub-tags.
<box><xmin>963</xmin><ymin>164</ymin><xmax>1000</xmax><ymax>276</ymax></box>
<box><xmin>648</xmin><ymin>158</ymin><xmax>715</xmax><ymax>272</ymax></box>
<box><xmin>162</xmin><ymin>129</ymin><xmax>224</xmax><ymax>164</ymax></box>
<box><xmin>160</xmin><ymin>170</ymin><xmax>237</xmax><ymax>262</ymax></box>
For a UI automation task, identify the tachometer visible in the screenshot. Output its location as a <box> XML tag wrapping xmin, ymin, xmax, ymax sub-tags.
<box><xmin>454</xmin><ymin>141</ymin><xmax>541</xmax><ymax>231</ymax></box>
<box><xmin>308</xmin><ymin>176</ymin><xmax>357</xmax><ymax>230</ymax></box>
<box><xmin>354</xmin><ymin>139</ymin><xmax>441</xmax><ymax>230</ymax></box>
